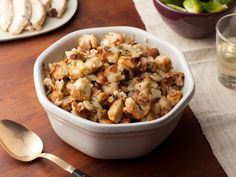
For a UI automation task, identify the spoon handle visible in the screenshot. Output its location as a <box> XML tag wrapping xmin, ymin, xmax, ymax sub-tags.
<box><xmin>39</xmin><ymin>153</ymin><xmax>89</xmax><ymax>177</ymax></box>
<box><xmin>72</xmin><ymin>169</ymin><xmax>90</xmax><ymax>177</ymax></box>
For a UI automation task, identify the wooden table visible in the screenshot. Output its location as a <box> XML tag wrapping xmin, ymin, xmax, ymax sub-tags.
<box><xmin>0</xmin><ymin>0</ymin><xmax>227</xmax><ymax>176</ymax></box>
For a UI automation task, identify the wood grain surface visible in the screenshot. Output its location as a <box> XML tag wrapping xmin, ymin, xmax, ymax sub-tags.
<box><xmin>0</xmin><ymin>0</ymin><xmax>227</xmax><ymax>176</ymax></box>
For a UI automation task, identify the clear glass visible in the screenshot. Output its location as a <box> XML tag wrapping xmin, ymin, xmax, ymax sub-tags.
<box><xmin>216</xmin><ymin>13</ymin><xmax>236</xmax><ymax>89</ymax></box>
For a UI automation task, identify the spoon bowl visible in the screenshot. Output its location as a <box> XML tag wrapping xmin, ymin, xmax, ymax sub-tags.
<box><xmin>0</xmin><ymin>119</ymin><xmax>89</xmax><ymax>177</ymax></box>
<box><xmin>0</xmin><ymin>119</ymin><xmax>43</xmax><ymax>162</ymax></box>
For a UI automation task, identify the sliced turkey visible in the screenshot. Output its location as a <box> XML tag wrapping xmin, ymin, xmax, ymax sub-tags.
<box><xmin>26</xmin><ymin>0</ymin><xmax>46</xmax><ymax>31</ymax></box>
<box><xmin>40</xmin><ymin>0</ymin><xmax>51</xmax><ymax>10</ymax></box>
<box><xmin>48</xmin><ymin>0</ymin><xmax>67</xmax><ymax>18</ymax></box>
<box><xmin>0</xmin><ymin>0</ymin><xmax>13</xmax><ymax>32</ymax></box>
<box><xmin>8</xmin><ymin>0</ymin><xmax>31</xmax><ymax>34</ymax></box>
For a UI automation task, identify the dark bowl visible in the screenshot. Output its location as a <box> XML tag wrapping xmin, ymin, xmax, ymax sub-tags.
<box><xmin>153</xmin><ymin>0</ymin><xmax>236</xmax><ymax>38</ymax></box>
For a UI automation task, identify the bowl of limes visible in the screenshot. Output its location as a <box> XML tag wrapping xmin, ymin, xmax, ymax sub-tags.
<box><xmin>153</xmin><ymin>0</ymin><xmax>236</xmax><ymax>38</ymax></box>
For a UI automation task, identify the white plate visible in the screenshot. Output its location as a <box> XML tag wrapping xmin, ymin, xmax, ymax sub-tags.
<box><xmin>0</xmin><ymin>0</ymin><xmax>78</xmax><ymax>42</ymax></box>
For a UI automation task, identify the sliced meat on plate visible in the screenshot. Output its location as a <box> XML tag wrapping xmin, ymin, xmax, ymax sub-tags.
<box><xmin>8</xmin><ymin>0</ymin><xmax>31</xmax><ymax>34</ymax></box>
<box><xmin>26</xmin><ymin>0</ymin><xmax>46</xmax><ymax>31</ymax></box>
<box><xmin>40</xmin><ymin>0</ymin><xmax>51</xmax><ymax>10</ymax></box>
<box><xmin>48</xmin><ymin>0</ymin><xmax>67</xmax><ymax>18</ymax></box>
<box><xmin>0</xmin><ymin>0</ymin><xmax>13</xmax><ymax>32</ymax></box>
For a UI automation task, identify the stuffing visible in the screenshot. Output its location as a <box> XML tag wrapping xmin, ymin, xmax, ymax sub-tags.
<box><xmin>99</xmin><ymin>118</ymin><xmax>113</xmax><ymax>124</ymax></box>
<box><xmin>101</xmin><ymin>32</ymin><xmax>126</xmax><ymax>47</ymax></box>
<box><xmin>60</xmin><ymin>96</ymin><xmax>74</xmax><ymax>111</ymax></box>
<box><xmin>118</xmin><ymin>56</ymin><xmax>136</xmax><ymax>70</ymax></box>
<box><xmin>154</xmin><ymin>55</ymin><xmax>172</xmax><ymax>72</ymax></box>
<box><xmin>95</xmin><ymin>92</ymin><xmax>110</xmax><ymax>106</ymax></box>
<box><xmin>130</xmin><ymin>44</ymin><xmax>148</xmax><ymax>58</ymax></box>
<box><xmin>157</xmin><ymin>96</ymin><xmax>172</xmax><ymax>116</ymax></box>
<box><xmin>84</xmin><ymin>55</ymin><xmax>103</xmax><ymax>74</ymax></box>
<box><xmin>167</xmin><ymin>89</ymin><xmax>183</xmax><ymax>107</ymax></box>
<box><xmin>68</xmin><ymin>60</ymin><xmax>86</xmax><ymax>79</ymax></box>
<box><xmin>108</xmin><ymin>99</ymin><xmax>124</xmax><ymax>123</ymax></box>
<box><xmin>146</xmin><ymin>48</ymin><xmax>160</xmax><ymax>58</ymax></box>
<box><xmin>102</xmin><ymin>83</ymin><xmax>119</xmax><ymax>95</ymax></box>
<box><xmin>103</xmin><ymin>64</ymin><xmax>125</xmax><ymax>83</ymax></box>
<box><xmin>48</xmin><ymin>90</ymin><xmax>64</xmax><ymax>106</ymax></box>
<box><xmin>120</xmin><ymin>117</ymin><xmax>131</xmax><ymax>124</ymax></box>
<box><xmin>78</xmin><ymin>34</ymin><xmax>98</xmax><ymax>51</ymax></box>
<box><xmin>44</xmin><ymin>32</ymin><xmax>184</xmax><ymax>124</ymax></box>
<box><xmin>49</xmin><ymin>61</ymin><xmax>68</xmax><ymax>80</ymax></box>
<box><xmin>104</xmin><ymin>51</ymin><xmax>119</xmax><ymax>64</ymax></box>
<box><xmin>65</xmin><ymin>48</ymin><xmax>79</xmax><ymax>60</ymax></box>
<box><xmin>123</xmin><ymin>97</ymin><xmax>145</xmax><ymax>120</ymax></box>
<box><xmin>43</xmin><ymin>78</ymin><xmax>54</xmax><ymax>93</ymax></box>
<box><xmin>70</xmin><ymin>78</ymin><xmax>92</xmax><ymax>101</ymax></box>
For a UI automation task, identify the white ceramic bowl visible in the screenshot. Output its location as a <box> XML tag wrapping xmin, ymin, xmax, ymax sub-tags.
<box><xmin>34</xmin><ymin>26</ymin><xmax>195</xmax><ymax>159</ymax></box>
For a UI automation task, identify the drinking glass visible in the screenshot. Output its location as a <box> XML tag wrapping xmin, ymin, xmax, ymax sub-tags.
<box><xmin>216</xmin><ymin>13</ymin><xmax>236</xmax><ymax>89</ymax></box>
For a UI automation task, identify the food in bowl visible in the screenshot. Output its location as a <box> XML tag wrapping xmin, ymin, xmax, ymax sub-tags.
<box><xmin>153</xmin><ymin>0</ymin><xmax>236</xmax><ymax>38</ymax></box>
<box><xmin>160</xmin><ymin>0</ymin><xmax>234</xmax><ymax>13</ymax></box>
<box><xmin>43</xmin><ymin>32</ymin><xmax>185</xmax><ymax>124</ymax></box>
<box><xmin>34</xmin><ymin>27</ymin><xmax>194</xmax><ymax>159</ymax></box>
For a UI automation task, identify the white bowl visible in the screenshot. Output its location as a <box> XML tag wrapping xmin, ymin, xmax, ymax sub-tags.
<box><xmin>34</xmin><ymin>26</ymin><xmax>195</xmax><ymax>159</ymax></box>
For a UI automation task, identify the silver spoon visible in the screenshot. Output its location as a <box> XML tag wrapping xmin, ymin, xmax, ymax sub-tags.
<box><xmin>0</xmin><ymin>119</ymin><xmax>89</xmax><ymax>177</ymax></box>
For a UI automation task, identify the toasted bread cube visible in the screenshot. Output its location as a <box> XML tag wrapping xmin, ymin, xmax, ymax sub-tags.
<box><xmin>167</xmin><ymin>90</ymin><xmax>183</xmax><ymax>106</ymax></box>
<box><xmin>108</xmin><ymin>99</ymin><xmax>124</xmax><ymax>123</ymax></box>
<box><xmin>154</xmin><ymin>56</ymin><xmax>172</xmax><ymax>72</ymax></box>
<box><xmin>123</xmin><ymin>97</ymin><xmax>144</xmax><ymax>120</ymax></box>
<box><xmin>71</xmin><ymin>78</ymin><xmax>92</xmax><ymax>100</ymax></box>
